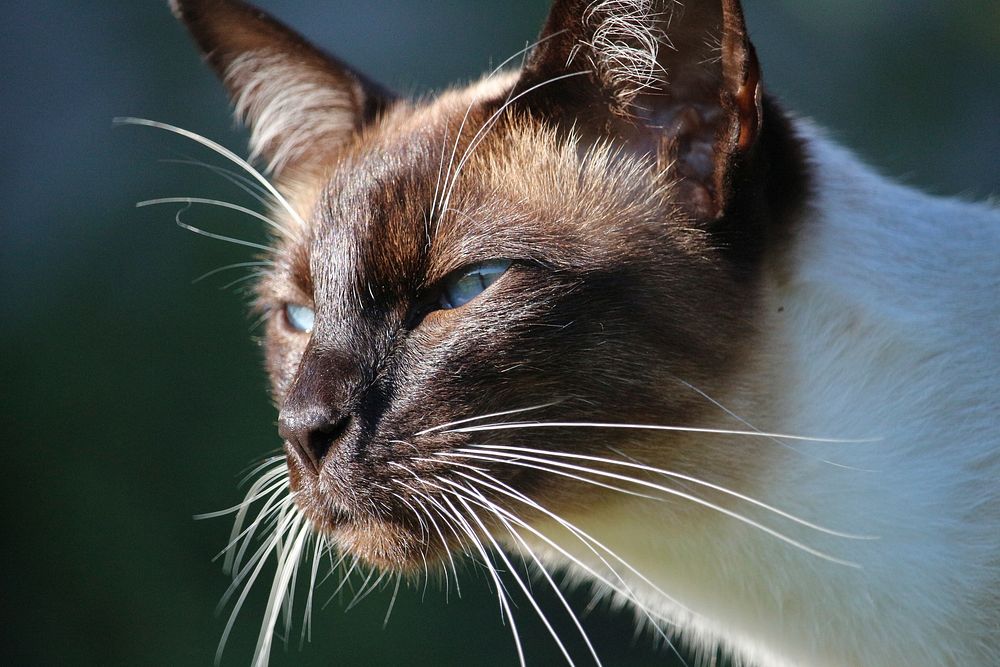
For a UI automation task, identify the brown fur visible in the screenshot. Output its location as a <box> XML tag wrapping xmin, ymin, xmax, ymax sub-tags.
<box><xmin>174</xmin><ymin>0</ymin><xmax>808</xmax><ymax>571</ymax></box>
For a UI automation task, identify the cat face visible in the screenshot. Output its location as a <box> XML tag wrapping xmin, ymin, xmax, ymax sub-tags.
<box><xmin>172</xmin><ymin>0</ymin><xmax>805</xmax><ymax>570</ymax></box>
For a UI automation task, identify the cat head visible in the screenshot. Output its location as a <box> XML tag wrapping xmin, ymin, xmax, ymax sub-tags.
<box><xmin>173</xmin><ymin>0</ymin><xmax>806</xmax><ymax>569</ymax></box>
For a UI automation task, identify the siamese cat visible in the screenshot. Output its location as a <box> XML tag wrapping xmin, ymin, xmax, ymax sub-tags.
<box><xmin>139</xmin><ymin>0</ymin><xmax>999</xmax><ymax>665</ymax></box>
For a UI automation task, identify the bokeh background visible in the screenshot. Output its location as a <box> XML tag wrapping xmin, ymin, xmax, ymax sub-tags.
<box><xmin>3</xmin><ymin>1</ymin><xmax>997</xmax><ymax>665</ymax></box>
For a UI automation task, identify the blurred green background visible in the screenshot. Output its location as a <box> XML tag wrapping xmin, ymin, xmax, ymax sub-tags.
<box><xmin>2</xmin><ymin>1</ymin><xmax>997</xmax><ymax>666</ymax></box>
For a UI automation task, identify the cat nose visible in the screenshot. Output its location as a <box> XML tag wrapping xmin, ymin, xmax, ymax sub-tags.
<box><xmin>278</xmin><ymin>403</ymin><xmax>351</xmax><ymax>474</ymax></box>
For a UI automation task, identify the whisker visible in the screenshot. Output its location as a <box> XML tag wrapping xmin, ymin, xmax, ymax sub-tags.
<box><xmin>393</xmin><ymin>466</ymin><xmax>524</xmax><ymax>664</ymax></box>
<box><xmin>447</xmin><ymin>478</ymin><xmax>604</xmax><ymax>666</ymax></box>
<box><xmin>454</xmin><ymin>449</ymin><xmax>861</xmax><ymax>567</ymax></box>
<box><xmin>436</xmin><ymin>71</ymin><xmax>589</xmax><ymax>220</ymax></box>
<box><xmin>209</xmin><ymin>490</ymin><xmax>291</xmax><ymax>565</ymax></box>
<box><xmin>446</xmin><ymin>483</ymin><xmax>578</xmax><ymax>667</ymax></box>
<box><xmin>446</xmin><ymin>420</ymin><xmax>878</xmax><ymax>444</ymax></box>
<box><xmin>113</xmin><ymin>117</ymin><xmax>306</xmax><ymax>230</ymax></box>
<box><xmin>220</xmin><ymin>498</ymin><xmax>298</xmax><ymax>609</ymax></box>
<box><xmin>300</xmin><ymin>532</ymin><xmax>325</xmax><ymax>648</ymax></box>
<box><xmin>435</xmin><ymin>491</ymin><xmax>527</xmax><ymax>667</ymax></box>
<box><xmin>456</xmin><ymin>472</ymin><xmax>688</xmax><ymax>665</ymax></box>
<box><xmin>228</xmin><ymin>483</ymin><xmax>294</xmax><ymax>575</ymax></box>
<box><xmin>398</xmin><ymin>481</ymin><xmax>464</xmax><ymax>597</ymax></box>
<box><xmin>430</xmin><ymin>29</ymin><xmax>568</xmax><ymax>225</ymax></box>
<box><xmin>253</xmin><ymin>514</ymin><xmax>310</xmax><ymax>667</ymax></box>
<box><xmin>442</xmin><ymin>462</ymin><xmax>691</xmax><ymax>622</ymax></box>
<box><xmin>323</xmin><ymin>555</ymin><xmax>361</xmax><ymax>609</ymax></box>
<box><xmin>236</xmin><ymin>454</ymin><xmax>285</xmax><ymax>485</ymax></box>
<box><xmin>137</xmin><ymin>196</ymin><xmax>288</xmax><ymax>235</ymax></box>
<box><xmin>195</xmin><ymin>471</ymin><xmax>286</xmax><ymax>520</ymax></box>
<box><xmin>466</xmin><ymin>444</ymin><xmax>876</xmax><ymax>540</ymax></box>
<box><xmin>159</xmin><ymin>202</ymin><xmax>275</xmax><ymax>253</ymax></box>
<box><xmin>193</xmin><ymin>260</ymin><xmax>275</xmax><ymax>284</ymax></box>
<box><xmin>669</xmin><ymin>375</ymin><xmax>878</xmax><ymax>471</ymax></box>
<box><xmin>416</xmin><ymin>401</ymin><xmax>564</xmax><ymax>436</ymax></box>
<box><xmin>215</xmin><ymin>505</ymin><xmax>300</xmax><ymax>665</ymax></box>
<box><xmin>421</xmin><ymin>454</ymin><xmax>663</xmax><ymax>503</ymax></box>
<box><xmin>221</xmin><ymin>269</ymin><xmax>269</xmax><ymax>292</ymax></box>
<box><xmin>160</xmin><ymin>157</ymin><xmax>273</xmax><ymax>206</ymax></box>
<box><xmin>383</xmin><ymin>572</ymin><xmax>404</xmax><ymax>628</ymax></box>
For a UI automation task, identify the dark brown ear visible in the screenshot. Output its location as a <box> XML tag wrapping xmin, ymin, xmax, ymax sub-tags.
<box><xmin>517</xmin><ymin>0</ymin><xmax>762</xmax><ymax>220</ymax></box>
<box><xmin>171</xmin><ymin>0</ymin><xmax>393</xmax><ymax>175</ymax></box>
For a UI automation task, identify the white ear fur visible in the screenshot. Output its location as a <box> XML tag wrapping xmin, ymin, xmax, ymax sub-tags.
<box><xmin>519</xmin><ymin>0</ymin><xmax>762</xmax><ymax>220</ymax></box>
<box><xmin>172</xmin><ymin>0</ymin><xmax>392</xmax><ymax>175</ymax></box>
<box><xmin>225</xmin><ymin>52</ymin><xmax>357</xmax><ymax>173</ymax></box>
<box><xmin>578</xmin><ymin>0</ymin><xmax>670</xmax><ymax>113</ymax></box>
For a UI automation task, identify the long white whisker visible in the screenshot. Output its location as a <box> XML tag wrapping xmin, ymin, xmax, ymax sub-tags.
<box><xmin>253</xmin><ymin>513</ymin><xmax>310</xmax><ymax>667</ymax></box>
<box><xmin>397</xmin><ymin>481</ymin><xmax>465</xmax><ymax>597</ymax></box>
<box><xmin>221</xmin><ymin>269</ymin><xmax>270</xmax><ymax>291</ymax></box>
<box><xmin>416</xmin><ymin>401</ymin><xmax>564</xmax><ymax>436</ymax></box>
<box><xmin>236</xmin><ymin>454</ymin><xmax>285</xmax><ymax>485</ymax></box>
<box><xmin>466</xmin><ymin>444</ymin><xmax>876</xmax><ymax>540</ymax></box>
<box><xmin>163</xmin><ymin>203</ymin><xmax>275</xmax><ymax>253</ymax></box>
<box><xmin>455</xmin><ymin>468</ymin><xmax>688</xmax><ymax>664</ymax></box>
<box><xmin>436</xmin><ymin>491</ymin><xmax>526</xmax><ymax>667</ymax></box>
<box><xmin>346</xmin><ymin>567</ymin><xmax>389</xmax><ymax>611</ymax></box>
<box><xmin>414</xmin><ymin>493</ymin><xmax>461</xmax><ymax>598</ymax></box>
<box><xmin>395</xmin><ymin>464</ymin><xmax>521</xmax><ymax>656</ymax></box>
<box><xmin>457</xmin><ymin>449</ymin><xmax>861</xmax><ymax>567</ymax></box>
<box><xmin>420</xmin><ymin>454</ymin><xmax>663</xmax><ymax>503</ymax></box>
<box><xmin>383</xmin><ymin>572</ymin><xmax>404</xmax><ymax>628</ymax></box>
<box><xmin>220</xmin><ymin>498</ymin><xmax>298</xmax><ymax>610</ymax></box>
<box><xmin>450</xmin><ymin>478</ymin><xmax>603</xmax><ymax>667</ymax></box>
<box><xmin>227</xmin><ymin>481</ymin><xmax>293</xmax><ymax>575</ymax></box>
<box><xmin>430</xmin><ymin>30</ymin><xmax>568</xmax><ymax>224</ymax></box>
<box><xmin>437</xmin><ymin>71</ymin><xmax>589</xmax><ymax>220</ymax></box>
<box><xmin>114</xmin><ymin>117</ymin><xmax>306</xmax><ymax>230</ymax></box>
<box><xmin>137</xmin><ymin>197</ymin><xmax>288</xmax><ymax>235</ymax></box>
<box><xmin>300</xmin><ymin>532</ymin><xmax>324</xmax><ymax>648</ymax></box>
<box><xmin>193</xmin><ymin>260</ymin><xmax>275</xmax><ymax>284</ymax></box>
<box><xmin>195</xmin><ymin>472</ymin><xmax>286</xmax><ymax>520</ymax></box>
<box><xmin>442</xmin><ymin>462</ymin><xmax>690</xmax><ymax>623</ymax></box>
<box><xmin>447</xmin><ymin>420</ymin><xmax>878</xmax><ymax>444</ymax></box>
<box><xmin>215</xmin><ymin>504</ymin><xmax>300</xmax><ymax>665</ymax></box>
<box><xmin>446</xmin><ymin>483</ymin><xmax>578</xmax><ymax>667</ymax></box>
<box><xmin>211</xmin><ymin>486</ymin><xmax>291</xmax><ymax>566</ymax></box>
<box><xmin>323</xmin><ymin>555</ymin><xmax>361</xmax><ymax>609</ymax></box>
<box><xmin>160</xmin><ymin>157</ymin><xmax>273</xmax><ymax>206</ymax></box>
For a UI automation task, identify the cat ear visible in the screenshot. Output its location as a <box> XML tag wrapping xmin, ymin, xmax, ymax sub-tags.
<box><xmin>171</xmin><ymin>0</ymin><xmax>393</xmax><ymax>175</ymax></box>
<box><xmin>517</xmin><ymin>0</ymin><xmax>762</xmax><ymax>220</ymax></box>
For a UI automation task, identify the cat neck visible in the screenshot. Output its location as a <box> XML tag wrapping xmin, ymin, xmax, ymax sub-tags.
<box><xmin>525</xmin><ymin>121</ymin><xmax>1000</xmax><ymax>667</ymax></box>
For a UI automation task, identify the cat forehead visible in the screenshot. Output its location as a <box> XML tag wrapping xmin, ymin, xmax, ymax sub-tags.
<box><xmin>269</xmin><ymin>74</ymin><xmax>678</xmax><ymax>295</ymax></box>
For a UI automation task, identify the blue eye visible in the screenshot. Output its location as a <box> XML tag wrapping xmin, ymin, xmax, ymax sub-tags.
<box><xmin>284</xmin><ymin>303</ymin><xmax>315</xmax><ymax>333</ymax></box>
<box><xmin>439</xmin><ymin>260</ymin><xmax>512</xmax><ymax>309</ymax></box>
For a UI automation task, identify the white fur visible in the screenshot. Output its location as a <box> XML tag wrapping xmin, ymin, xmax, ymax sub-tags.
<box><xmin>523</xmin><ymin>122</ymin><xmax>1000</xmax><ymax>666</ymax></box>
<box><xmin>580</xmin><ymin>0</ymin><xmax>668</xmax><ymax>108</ymax></box>
<box><xmin>226</xmin><ymin>52</ymin><xmax>355</xmax><ymax>174</ymax></box>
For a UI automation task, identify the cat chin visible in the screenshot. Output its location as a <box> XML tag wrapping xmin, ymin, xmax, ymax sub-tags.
<box><xmin>287</xmin><ymin>467</ymin><xmax>449</xmax><ymax>572</ymax></box>
<box><xmin>305</xmin><ymin>511</ymin><xmax>445</xmax><ymax>573</ymax></box>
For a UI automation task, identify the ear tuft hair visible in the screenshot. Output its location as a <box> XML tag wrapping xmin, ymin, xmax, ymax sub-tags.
<box><xmin>577</xmin><ymin>0</ymin><xmax>673</xmax><ymax>114</ymax></box>
<box><xmin>518</xmin><ymin>0</ymin><xmax>762</xmax><ymax>221</ymax></box>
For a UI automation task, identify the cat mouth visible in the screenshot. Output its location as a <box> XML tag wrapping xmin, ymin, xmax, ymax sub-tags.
<box><xmin>285</xmin><ymin>451</ymin><xmax>457</xmax><ymax>572</ymax></box>
<box><xmin>296</xmin><ymin>495</ymin><xmax>454</xmax><ymax>572</ymax></box>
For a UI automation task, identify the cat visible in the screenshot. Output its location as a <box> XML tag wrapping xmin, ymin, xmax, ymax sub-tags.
<box><xmin>147</xmin><ymin>0</ymin><xmax>999</xmax><ymax>665</ymax></box>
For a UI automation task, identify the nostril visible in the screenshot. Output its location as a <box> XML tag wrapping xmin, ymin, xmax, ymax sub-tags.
<box><xmin>308</xmin><ymin>414</ymin><xmax>350</xmax><ymax>458</ymax></box>
<box><xmin>278</xmin><ymin>407</ymin><xmax>351</xmax><ymax>474</ymax></box>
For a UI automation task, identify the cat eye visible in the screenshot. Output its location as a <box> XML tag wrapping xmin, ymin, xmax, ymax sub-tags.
<box><xmin>438</xmin><ymin>260</ymin><xmax>512</xmax><ymax>310</ymax></box>
<box><xmin>283</xmin><ymin>303</ymin><xmax>315</xmax><ymax>333</ymax></box>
